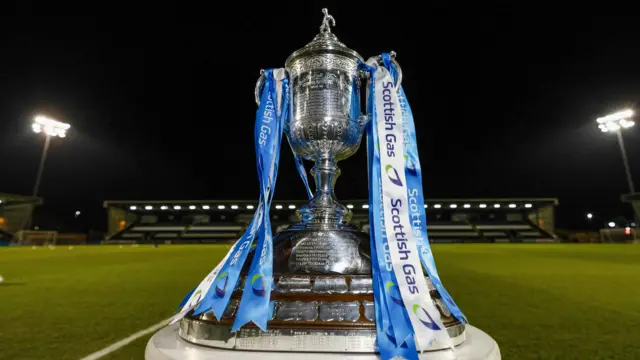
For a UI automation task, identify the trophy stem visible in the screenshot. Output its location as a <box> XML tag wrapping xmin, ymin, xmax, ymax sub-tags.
<box><xmin>296</xmin><ymin>156</ymin><xmax>352</xmax><ymax>226</ymax></box>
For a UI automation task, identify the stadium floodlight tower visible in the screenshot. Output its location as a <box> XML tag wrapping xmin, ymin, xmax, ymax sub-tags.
<box><xmin>31</xmin><ymin>115</ymin><xmax>70</xmax><ymax>197</ymax></box>
<box><xmin>597</xmin><ymin>109</ymin><xmax>638</xmax><ymax>222</ymax></box>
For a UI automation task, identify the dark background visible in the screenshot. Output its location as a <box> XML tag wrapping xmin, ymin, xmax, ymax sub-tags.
<box><xmin>1</xmin><ymin>3</ymin><xmax>639</xmax><ymax>232</ymax></box>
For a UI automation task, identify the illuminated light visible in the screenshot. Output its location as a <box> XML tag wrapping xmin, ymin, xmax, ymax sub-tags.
<box><xmin>174</xmin><ymin>205</ymin><xmax>181</xmax><ymax>210</ymax></box>
<box><xmin>75</xmin><ymin>211</ymin><xmax>81</xmax><ymax>216</ymax></box>
<box><xmin>449</xmin><ymin>204</ymin><xmax>457</xmax><ymax>208</ymax></box>
<box><xmin>601</xmin><ymin>127</ymin><xmax>609</xmax><ymax>132</ymax></box>
<box><xmin>288</xmin><ymin>205</ymin><xmax>296</xmax><ymax>209</ymax></box>
<box><xmin>231</xmin><ymin>205</ymin><xmax>239</xmax><ymax>210</ymax></box>
<box><xmin>424</xmin><ymin>204</ymin><xmax>428</xmax><ymax>208</ymax></box>
<box><xmin>479</xmin><ymin>204</ymin><xmax>487</xmax><ymax>208</ymax></box>
<box><xmin>598</xmin><ymin>124</ymin><xmax>607</xmax><ymax>129</ymax></box>
<box><xmin>275</xmin><ymin>205</ymin><xmax>283</xmax><ymax>209</ymax></box>
<box><xmin>597</xmin><ymin>109</ymin><xmax>634</xmax><ymax>123</ymax></box>
<box><xmin>119</xmin><ymin>220</ymin><xmax>126</xmax><ymax>229</ymax></box>
<box><xmin>607</xmin><ymin>122</ymin><xmax>620</xmax><ymax>131</ymax></box>
<box><xmin>509</xmin><ymin>204</ymin><xmax>517</xmax><ymax>208</ymax></box>
<box><xmin>202</xmin><ymin>205</ymin><xmax>210</xmax><ymax>210</ymax></box>
<box><xmin>587</xmin><ymin>213</ymin><xmax>593</xmax><ymax>219</ymax></box>
<box><xmin>362</xmin><ymin>204</ymin><xmax>369</xmax><ymax>209</ymax></box>
<box><xmin>145</xmin><ymin>206</ymin><xmax>153</xmax><ymax>210</ymax></box>
<box><xmin>494</xmin><ymin>204</ymin><xmax>501</xmax><ymax>208</ymax></box>
<box><xmin>247</xmin><ymin>205</ymin><xmax>254</xmax><ymax>210</ymax></box>
<box><xmin>0</xmin><ymin>217</ymin><xmax>5</xmax><ymax>225</ymax></box>
<box><xmin>631</xmin><ymin>222</ymin><xmax>637</xmax><ymax>227</ymax></box>
<box><xmin>129</xmin><ymin>206</ymin><xmax>137</xmax><ymax>210</ymax></box>
<box><xmin>189</xmin><ymin>205</ymin><xmax>196</xmax><ymax>210</ymax></box>
<box><xmin>217</xmin><ymin>205</ymin><xmax>226</xmax><ymax>210</ymax></box>
<box><xmin>463</xmin><ymin>204</ymin><xmax>471</xmax><ymax>208</ymax></box>
<box><xmin>608</xmin><ymin>222</ymin><xmax>616</xmax><ymax>228</ymax></box>
<box><xmin>33</xmin><ymin>116</ymin><xmax>70</xmax><ymax>138</ymax></box>
<box><xmin>347</xmin><ymin>204</ymin><xmax>354</xmax><ymax>209</ymax></box>
<box><xmin>35</xmin><ymin>115</ymin><xmax>71</xmax><ymax>129</ymax></box>
<box><xmin>625</xmin><ymin>227</ymin><xmax>631</xmax><ymax>235</ymax></box>
<box><xmin>525</xmin><ymin>204</ymin><xmax>533</xmax><ymax>208</ymax></box>
<box><xmin>160</xmin><ymin>205</ymin><xmax>168</xmax><ymax>210</ymax></box>
<box><xmin>434</xmin><ymin>204</ymin><xmax>442</xmax><ymax>209</ymax></box>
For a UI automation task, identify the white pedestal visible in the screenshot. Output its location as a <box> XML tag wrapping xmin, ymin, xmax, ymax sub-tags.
<box><xmin>145</xmin><ymin>323</ymin><xmax>500</xmax><ymax>360</ymax></box>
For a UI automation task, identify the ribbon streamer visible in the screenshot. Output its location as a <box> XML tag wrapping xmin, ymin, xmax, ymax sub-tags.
<box><xmin>233</xmin><ymin>70</ymin><xmax>289</xmax><ymax>330</ymax></box>
<box><xmin>366</xmin><ymin>55</ymin><xmax>455</xmax><ymax>353</ymax></box>
<box><xmin>176</xmin><ymin>69</ymin><xmax>286</xmax><ymax>322</ymax></box>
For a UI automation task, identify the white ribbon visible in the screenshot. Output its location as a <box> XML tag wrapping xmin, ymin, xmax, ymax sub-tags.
<box><xmin>370</xmin><ymin>59</ymin><xmax>452</xmax><ymax>351</ymax></box>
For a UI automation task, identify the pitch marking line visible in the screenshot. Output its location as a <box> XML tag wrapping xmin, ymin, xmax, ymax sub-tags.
<box><xmin>79</xmin><ymin>317</ymin><xmax>171</xmax><ymax>360</ymax></box>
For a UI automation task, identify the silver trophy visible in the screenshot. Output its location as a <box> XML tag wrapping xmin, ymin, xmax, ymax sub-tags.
<box><xmin>179</xmin><ymin>8</ymin><xmax>465</xmax><ymax>353</ymax></box>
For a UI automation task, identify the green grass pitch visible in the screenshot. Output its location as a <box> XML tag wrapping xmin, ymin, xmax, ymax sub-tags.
<box><xmin>1</xmin><ymin>244</ymin><xmax>639</xmax><ymax>360</ymax></box>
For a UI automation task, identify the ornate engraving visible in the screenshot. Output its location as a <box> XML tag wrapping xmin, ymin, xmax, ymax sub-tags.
<box><xmin>289</xmin><ymin>233</ymin><xmax>361</xmax><ymax>273</ymax></box>
<box><xmin>313</xmin><ymin>277</ymin><xmax>348</xmax><ymax>293</ymax></box>
<box><xmin>319</xmin><ymin>301</ymin><xmax>361</xmax><ymax>322</ymax></box>
<box><xmin>349</xmin><ymin>277</ymin><xmax>373</xmax><ymax>294</ymax></box>
<box><xmin>277</xmin><ymin>301</ymin><xmax>319</xmax><ymax>321</ymax></box>
<box><xmin>179</xmin><ymin>316</ymin><xmax>467</xmax><ymax>352</ymax></box>
<box><xmin>276</xmin><ymin>277</ymin><xmax>313</xmax><ymax>293</ymax></box>
<box><xmin>288</xmin><ymin>54</ymin><xmax>357</xmax><ymax>79</ymax></box>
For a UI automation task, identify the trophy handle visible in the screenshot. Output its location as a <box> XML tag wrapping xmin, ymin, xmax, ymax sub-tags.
<box><xmin>254</xmin><ymin>69</ymin><xmax>266</xmax><ymax>105</ymax></box>
<box><xmin>375</xmin><ymin>51</ymin><xmax>403</xmax><ymax>88</ymax></box>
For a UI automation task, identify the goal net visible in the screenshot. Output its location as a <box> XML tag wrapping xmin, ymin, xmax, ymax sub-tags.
<box><xmin>14</xmin><ymin>230</ymin><xmax>58</xmax><ymax>246</ymax></box>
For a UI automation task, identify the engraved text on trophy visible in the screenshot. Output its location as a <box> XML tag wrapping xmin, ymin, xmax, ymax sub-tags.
<box><xmin>289</xmin><ymin>233</ymin><xmax>361</xmax><ymax>274</ymax></box>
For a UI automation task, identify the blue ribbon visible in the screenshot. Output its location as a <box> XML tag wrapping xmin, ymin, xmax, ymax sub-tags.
<box><xmin>233</xmin><ymin>73</ymin><xmax>289</xmax><ymax>331</ymax></box>
<box><xmin>293</xmin><ymin>155</ymin><xmax>313</xmax><ymax>200</ymax></box>
<box><xmin>364</xmin><ymin>61</ymin><xmax>419</xmax><ymax>359</ymax></box>
<box><xmin>193</xmin><ymin>70</ymin><xmax>281</xmax><ymax>320</ymax></box>
<box><xmin>381</xmin><ymin>53</ymin><xmax>466</xmax><ymax>323</ymax></box>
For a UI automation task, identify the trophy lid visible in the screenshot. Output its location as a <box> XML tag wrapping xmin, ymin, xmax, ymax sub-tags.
<box><xmin>285</xmin><ymin>8</ymin><xmax>363</xmax><ymax>67</ymax></box>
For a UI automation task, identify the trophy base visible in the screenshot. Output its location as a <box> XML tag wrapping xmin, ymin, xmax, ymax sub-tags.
<box><xmin>175</xmin><ymin>226</ymin><xmax>466</xmax><ymax>353</ymax></box>
<box><xmin>145</xmin><ymin>322</ymin><xmax>501</xmax><ymax>360</ymax></box>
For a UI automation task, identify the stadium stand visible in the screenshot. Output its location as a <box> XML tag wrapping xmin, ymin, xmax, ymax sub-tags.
<box><xmin>104</xmin><ymin>198</ymin><xmax>558</xmax><ymax>244</ymax></box>
<box><xmin>0</xmin><ymin>193</ymin><xmax>43</xmax><ymax>245</ymax></box>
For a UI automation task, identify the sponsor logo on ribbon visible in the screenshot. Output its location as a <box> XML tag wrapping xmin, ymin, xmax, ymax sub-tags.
<box><xmin>214</xmin><ymin>272</ymin><xmax>229</xmax><ymax>298</ymax></box>
<box><xmin>412</xmin><ymin>304</ymin><xmax>441</xmax><ymax>330</ymax></box>
<box><xmin>385</xmin><ymin>281</ymin><xmax>405</xmax><ymax>307</ymax></box>
<box><xmin>385</xmin><ymin>164</ymin><xmax>403</xmax><ymax>186</ymax></box>
<box><xmin>251</xmin><ymin>274</ymin><xmax>267</xmax><ymax>297</ymax></box>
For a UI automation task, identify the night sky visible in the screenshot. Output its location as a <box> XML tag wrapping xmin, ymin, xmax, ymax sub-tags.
<box><xmin>1</xmin><ymin>4</ymin><xmax>639</xmax><ymax>231</ymax></box>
